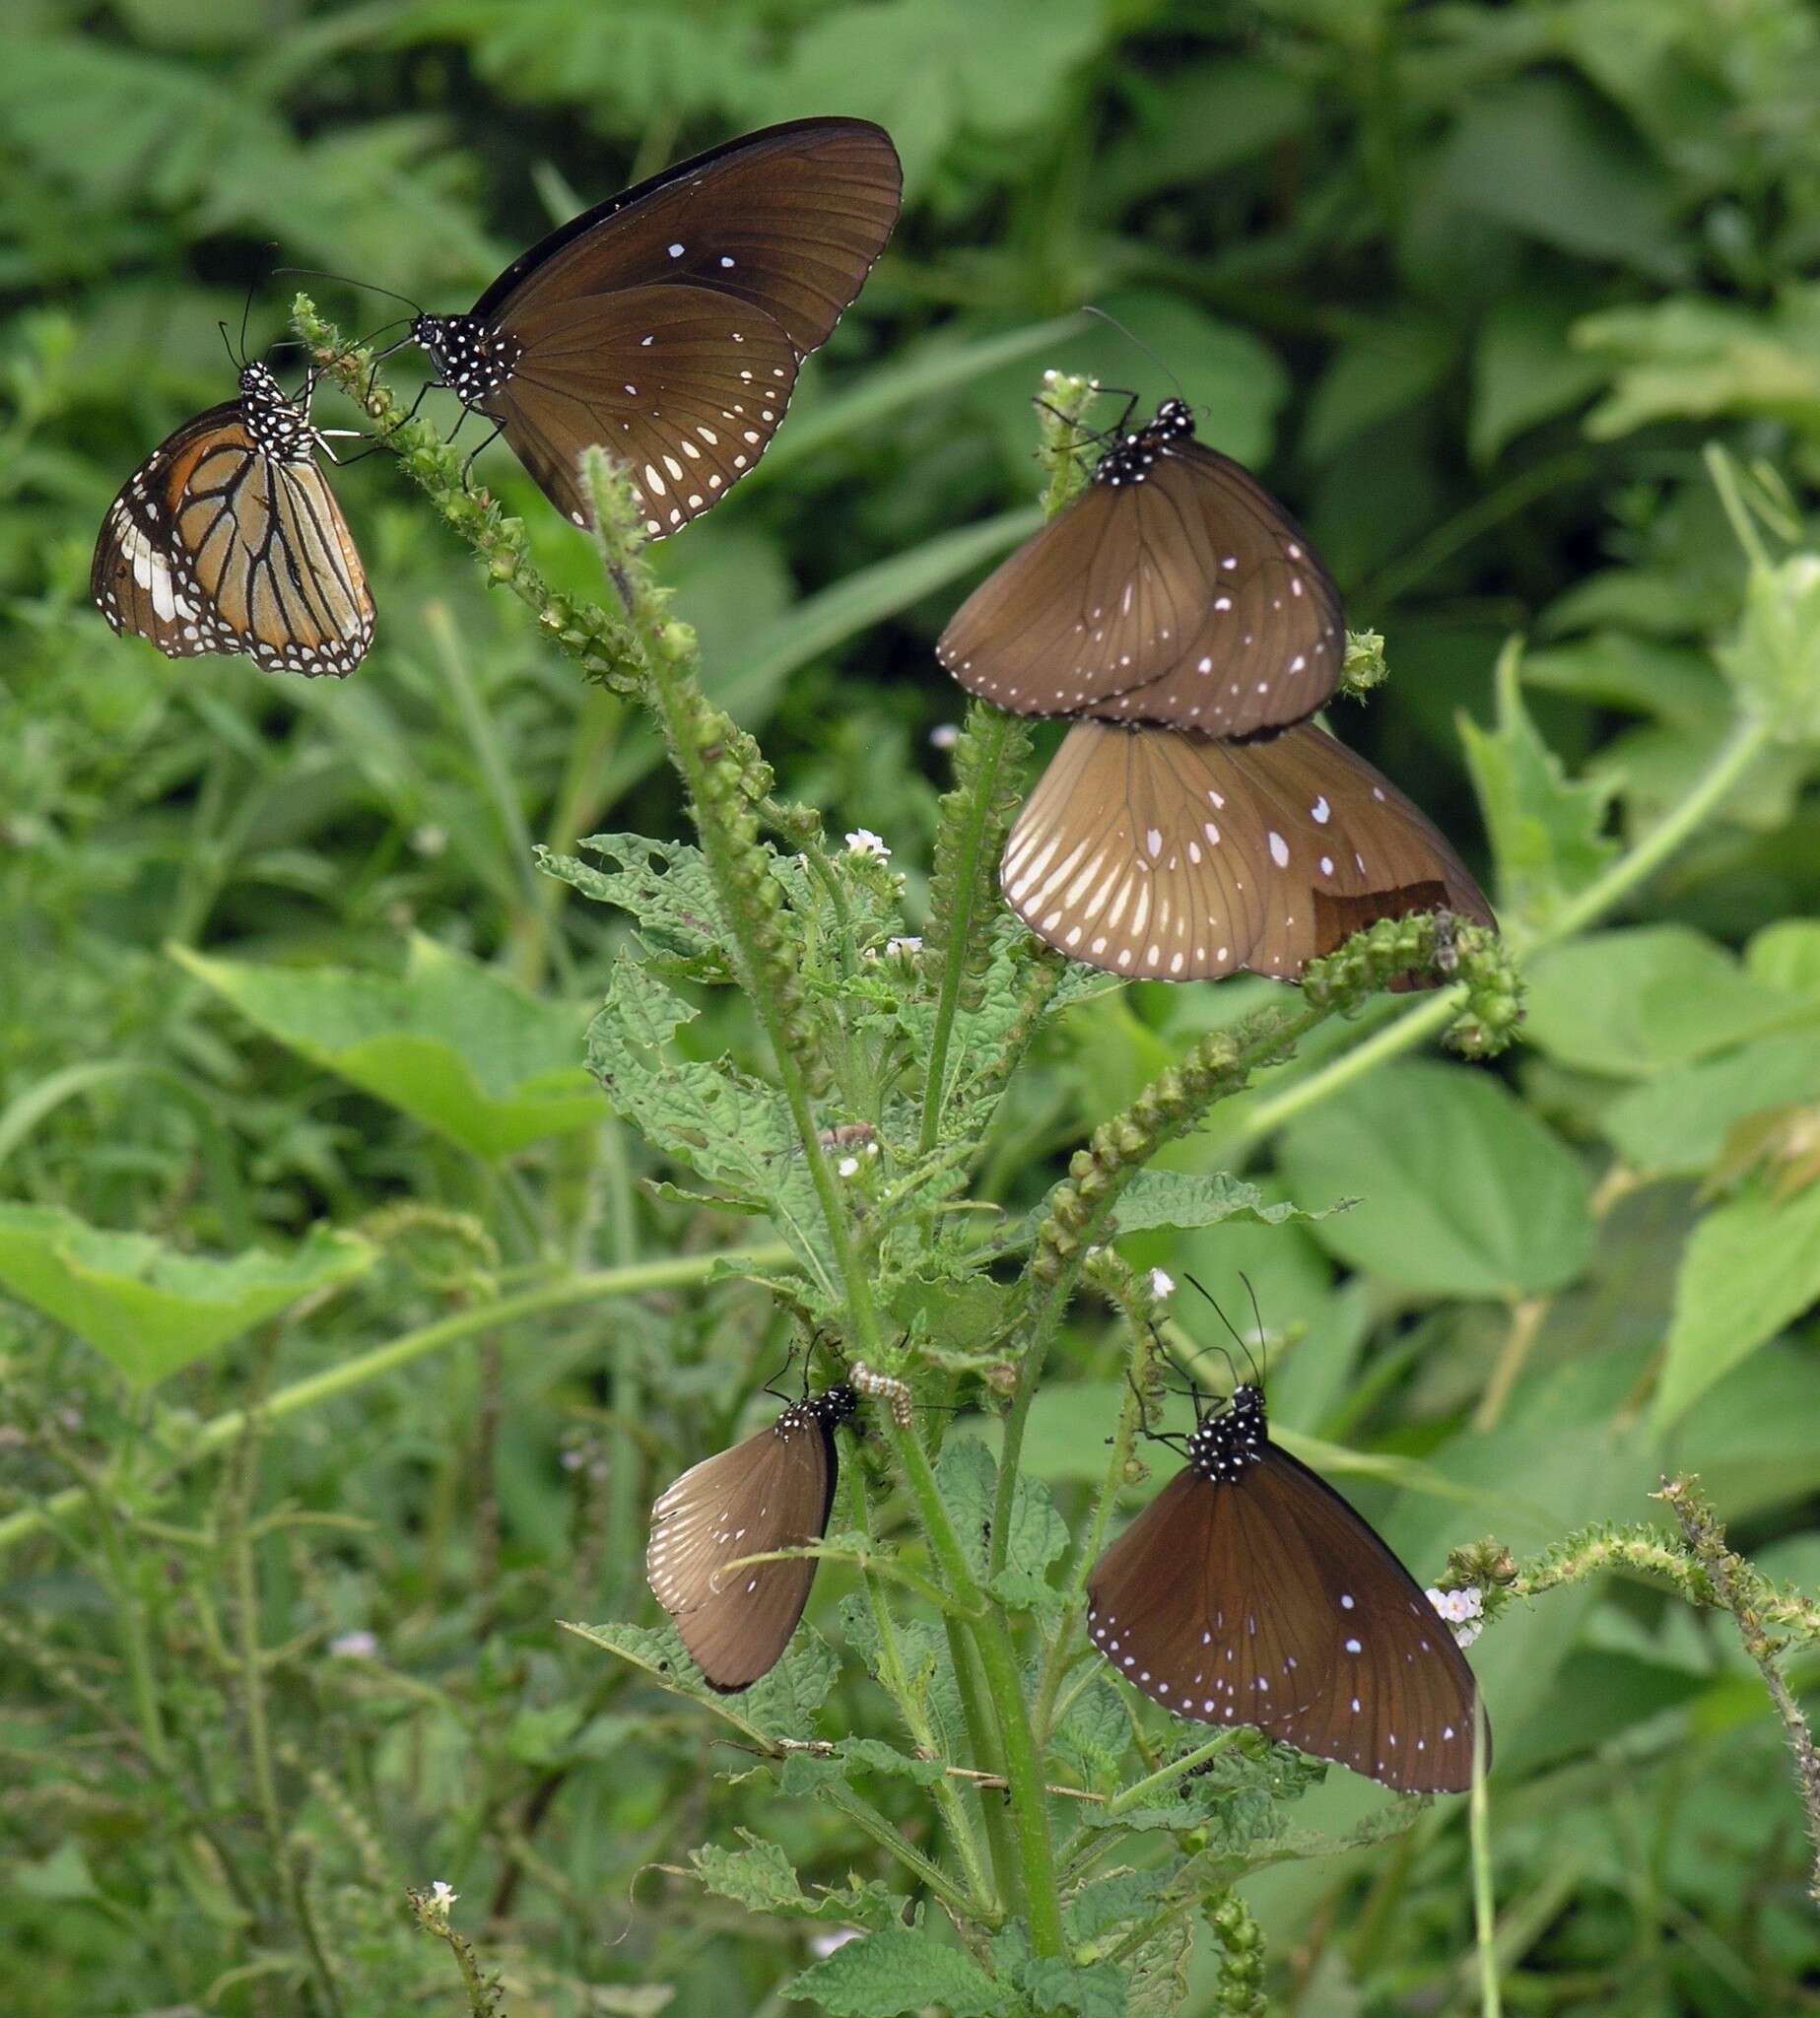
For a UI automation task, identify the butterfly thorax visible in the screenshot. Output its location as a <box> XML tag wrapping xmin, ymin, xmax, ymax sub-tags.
<box><xmin>415</xmin><ymin>313</ymin><xmax>523</xmax><ymax>406</ymax></box>
<box><xmin>1095</xmin><ymin>397</ymin><xmax>1196</xmax><ymax>491</ymax></box>
<box><xmin>238</xmin><ymin>366</ymin><xmax>315</xmax><ymax>465</ymax></box>
<box><xmin>775</xmin><ymin>1384</ymin><xmax>858</xmax><ymax>1441</ymax></box>
<box><xmin>1185</xmin><ymin>1383</ymin><xmax>1267</xmax><ymax>1484</ymax></box>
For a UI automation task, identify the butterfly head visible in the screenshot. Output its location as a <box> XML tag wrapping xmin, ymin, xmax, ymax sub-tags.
<box><xmin>1094</xmin><ymin>397</ymin><xmax>1197</xmax><ymax>491</ymax></box>
<box><xmin>1185</xmin><ymin>1381</ymin><xmax>1267</xmax><ymax>1484</ymax></box>
<box><xmin>414</xmin><ymin>312</ymin><xmax>521</xmax><ymax>406</ymax></box>
<box><xmin>775</xmin><ymin>1384</ymin><xmax>858</xmax><ymax>1440</ymax></box>
<box><xmin>238</xmin><ymin>364</ymin><xmax>313</xmax><ymax>462</ymax></box>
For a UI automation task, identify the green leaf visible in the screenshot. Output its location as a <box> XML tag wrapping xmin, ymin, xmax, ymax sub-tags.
<box><xmin>1279</xmin><ymin>1061</ymin><xmax>1592</xmax><ymax>1300</ymax></box>
<box><xmin>1302</xmin><ymin>321</ymin><xmax>1453</xmax><ymax>463</ymax></box>
<box><xmin>538</xmin><ymin>834</ymin><xmax>730</xmax><ymax>970</ymax></box>
<box><xmin>1097</xmin><ymin>58</ymin><xmax>1310</xmax><ymax>203</ymax></box>
<box><xmin>1651</xmin><ymin>1178</ymin><xmax>1820</xmax><ymax>1427</ymax></box>
<box><xmin>172</xmin><ymin>937</ymin><xmax>598</xmax><ymax>1159</ymax></box>
<box><xmin>1126</xmin><ymin>1918</ymin><xmax>1194</xmax><ymax>2018</ymax></box>
<box><xmin>1064</xmin><ymin>1867</ymin><xmax>1175</xmax><ymax>1943</ymax></box>
<box><xmin>1017</xmin><ymin>1956</ymin><xmax>1127</xmax><ymax>2018</ymax></box>
<box><xmin>1600</xmin><ymin>1034</ymin><xmax>1820</xmax><ymax>1177</ymax></box>
<box><xmin>1574</xmin><ymin>288</ymin><xmax>1820</xmax><ymax>439</ymax></box>
<box><xmin>1111</xmin><ymin>1170</ymin><xmax>1334</xmax><ymax>1237</ymax></box>
<box><xmin>934</xmin><ymin>1438</ymin><xmax>1067</xmax><ymax>1610</ymax></box>
<box><xmin>1718</xmin><ymin>551</ymin><xmax>1820</xmax><ymax>745</ymax></box>
<box><xmin>784</xmin><ymin>1927</ymin><xmax>1010</xmax><ymax>2018</ymax></box>
<box><xmin>1747</xmin><ymin>920</ymin><xmax>1820</xmax><ymax>998</ymax></box>
<box><xmin>1523</xmin><ymin>927</ymin><xmax>1818</xmax><ymax>1078</ymax></box>
<box><xmin>562</xmin><ymin>1619</ymin><xmax>836</xmax><ymax>1742</ymax></box>
<box><xmin>689</xmin><ymin>1832</ymin><xmax>904</xmax><ymax>1930</ymax></box>
<box><xmin>1471</xmin><ymin>292</ymin><xmax>1608</xmax><ymax>463</ymax></box>
<box><xmin>1456</xmin><ymin>641</ymin><xmax>1617</xmax><ymax>934</ymax></box>
<box><xmin>586</xmin><ymin>954</ymin><xmax>834</xmax><ymax>1288</ymax></box>
<box><xmin>1051</xmin><ymin>1679</ymin><xmax>1131</xmax><ymax>1793</ymax></box>
<box><xmin>0</xmin><ymin>1205</ymin><xmax>372</xmax><ymax>1388</ymax></box>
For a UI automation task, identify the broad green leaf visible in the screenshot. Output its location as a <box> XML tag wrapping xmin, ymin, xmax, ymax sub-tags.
<box><xmin>1279</xmin><ymin>1061</ymin><xmax>1592</xmax><ymax>1300</ymax></box>
<box><xmin>1064</xmin><ymin>1867</ymin><xmax>1175</xmax><ymax>1943</ymax></box>
<box><xmin>586</xmin><ymin>954</ymin><xmax>834</xmax><ymax>1287</ymax></box>
<box><xmin>934</xmin><ymin>1438</ymin><xmax>1067</xmax><ymax>1610</ymax></box>
<box><xmin>539</xmin><ymin>834</ymin><xmax>730</xmax><ymax>969</ymax></box>
<box><xmin>785</xmin><ymin>1927</ymin><xmax>1010</xmax><ymax>2018</ymax></box>
<box><xmin>1302</xmin><ymin>322</ymin><xmax>1453</xmax><ymax>463</ymax></box>
<box><xmin>1457</xmin><ymin>641</ymin><xmax>1617</xmax><ymax>934</ymax></box>
<box><xmin>1471</xmin><ymin>293</ymin><xmax>1608</xmax><ymax>463</ymax></box>
<box><xmin>1052</xmin><ymin>1679</ymin><xmax>1130</xmax><ymax>1794</ymax></box>
<box><xmin>1600</xmin><ymin>1034</ymin><xmax>1820</xmax><ymax>1177</ymax></box>
<box><xmin>1747</xmin><ymin>920</ymin><xmax>1820</xmax><ymax>998</ymax></box>
<box><xmin>173</xmin><ymin>937</ymin><xmax>599</xmax><ymax>1159</ymax></box>
<box><xmin>1126</xmin><ymin>1918</ymin><xmax>1194</xmax><ymax>2018</ymax></box>
<box><xmin>1523</xmin><ymin>927</ymin><xmax>1819</xmax><ymax>1078</ymax></box>
<box><xmin>1717</xmin><ymin>551</ymin><xmax>1820</xmax><ymax>744</ymax></box>
<box><xmin>1436</xmin><ymin>78</ymin><xmax>1684</xmax><ymax>282</ymax></box>
<box><xmin>0</xmin><ymin>1204</ymin><xmax>372</xmax><ymax>1388</ymax></box>
<box><xmin>1097</xmin><ymin>58</ymin><xmax>1310</xmax><ymax>202</ymax></box>
<box><xmin>1675</xmin><ymin>1344</ymin><xmax>1820</xmax><ymax>1520</ymax></box>
<box><xmin>1574</xmin><ymin>288</ymin><xmax>1820</xmax><ymax>439</ymax></box>
<box><xmin>1651</xmin><ymin>1179</ymin><xmax>1820</xmax><ymax>1427</ymax></box>
<box><xmin>1017</xmin><ymin>1956</ymin><xmax>1126</xmax><ymax>2018</ymax></box>
<box><xmin>562</xmin><ymin>1618</ymin><xmax>836</xmax><ymax>1741</ymax></box>
<box><xmin>689</xmin><ymin>1832</ymin><xmax>903</xmax><ymax>1930</ymax></box>
<box><xmin>1111</xmin><ymin>1170</ymin><xmax>1334</xmax><ymax>1237</ymax></box>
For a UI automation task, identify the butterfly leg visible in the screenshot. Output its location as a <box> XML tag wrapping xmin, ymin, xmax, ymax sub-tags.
<box><xmin>457</xmin><ymin>423</ymin><xmax>505</xmax><ymax>492</ymax></box>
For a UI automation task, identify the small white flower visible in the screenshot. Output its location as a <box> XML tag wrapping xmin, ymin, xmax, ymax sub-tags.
<box><xmin>930</xmin><ymin>722</ymin><xmax>960</xmax><ymax>750</ymax></box>
<box><xmin>1453</xmin><ymin>1621</ymin><xmax>1482</xmax><ymax>1649</ymax></box>
<box><xmin>865</xmin><ymin>1141</ymin><xmax>881</xmax><ymax>1158</ymax></box>
<box><xmin>809</xmin><ymin>1927</ymin><xmax>863</xmax><ymax>1958</ymax></box>
<box><xmin>1426</xmin><ymin>1586</ymin><xmax>1451</xmax><ymax>1620</ymax></box>
<box><xmin>1458</xmin><ymin>1584</ymin><xmax>1484</xmax><ymax>1619</ymax></box>
<box><xmin>411</xmin><ymin>824</ymin><xmax>447</xmax><ymax>857</ymax></box>
<box><xmin>1150</xmin><ymin>1268</ymin><xmax>1175</xmax><ymax>1299</ymax></box>
<box><xmin>426</xmin><ymin>1879</ymin><xmax>457</xmax><ymax>1922</ymax></box>
<box><xmin>886</xmin><ymin>936</ymin><xmax>922</xmax><ymax>956</ymax></box>
<box><xmin>844</xmin><ymin>829</ymin><xmax>890</xmax><ymax>860</ymax></box>
<box><xmin>838</xmin><ymin>1156</ymin><xmax>860</xmax><ymax>1177</ymax></box>
<box><xmin>329</xmin><ymin>1630</ymin><xmax>379</xmax><ymax>1659</ymax></box>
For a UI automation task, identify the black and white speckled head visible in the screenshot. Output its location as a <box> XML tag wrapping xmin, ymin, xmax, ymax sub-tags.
<box><xmin>238</xmin><ymin>364</ymin><xmax>315</xmax><ymax>464</ymax></box>
<box><xmin>1094</xmin><ymin>397</ymin><xmax>1196</xmax><ymax>491</ymax></box>
<box><xmin>775</xmin><ymin>1383</ymin><xmax>858</xmax><ymax>1441</ymax></box>
<box><xmin>1184</xmin><ymin>1382</ymin><xmax>1268</xmax><ymax>1484</ymax></box>
<box><xmin>413</xmin><ymin>312</ymin><xmax>523</xmax><ymax>406</ymax></box>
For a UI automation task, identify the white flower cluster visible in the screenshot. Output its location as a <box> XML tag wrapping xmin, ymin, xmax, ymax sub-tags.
<box><xmin>1150</xmin><ymin>1268</ymin><xmax>1175</xmax><ymax>1299</ymax></box>
<box><xmin>844</xmin><ymin>828</ymin><xmax>890</xmax><ymax>860</ymax></box>
<box><xmin>1426</xmin><ymin>1583</ymin><xmax>1485</xmax><ymax>1648</ymax></box>
<box><xmin>837</xmin><ymin>1143</ymin><xmax>882</xmax><ymax>1177</ymax></box>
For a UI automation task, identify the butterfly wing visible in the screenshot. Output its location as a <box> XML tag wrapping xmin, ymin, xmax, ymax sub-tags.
<box><xmin>999</xmin><ymin>721</ymin><xmax>1492</xmax><ymax>982</ymax></box>
<box><xmin>490</xmin><ymin>285</ymin><xmax>801</xmax><ymax>530</ymax></box>
<box><xmin>92</xmin><ymin>405</ymin><xmax>372</xmax><ymax>678</ymax></box>
<box><xmin>645</xmin><ymin>1412</ymin><xmax>837</xmax><ymax>1692</ymax></box>
<box><xmin>937</xmin><ymin>444</ymin><xmax>1342</xmax><ymax>734</ymax></box>
<box><xmin>1087</xmin><ymin>1454</ymin><xmax>1485</xmax><ymax>1794</ymax></box>
<box><xmin>474</xmin><ymin>118</ymin><xmax>902</xmax><ymax>358</ymax></box>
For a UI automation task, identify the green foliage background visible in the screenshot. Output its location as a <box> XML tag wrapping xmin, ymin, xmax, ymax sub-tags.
<box><xmin>4</xmin><ymin>0</ymin><xmax>1820</xmax><ymax>2012</ymax></box>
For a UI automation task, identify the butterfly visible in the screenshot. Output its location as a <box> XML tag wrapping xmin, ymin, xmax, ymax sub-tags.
<box><xmin>645</xmin><ymin>1381</ymin><xmax>858</xmax><ymax>1692</ymax></box>
<box><xmin>998</xmin><ymin>718</ymin><xmax>1493</xmax><ymax>982</ymax></box>
<box><xmin>397</xmin><ymin>118</ymin><xmax>901</xmax><ymax>532</ymax></box>
<box><xmin>1087</xmin><ymin>1354</ymin><xmax>1487</xmax><ymax>1793</ymax></box>
<box><xmin>92</xmin><ymin>363</ymin><xmax>373</xmax><ymax>678</ymax></box>
<box><xmin>937</xmin><ymin>397</ymin><xmax>1343</xmax><ymax>735</ymax></box>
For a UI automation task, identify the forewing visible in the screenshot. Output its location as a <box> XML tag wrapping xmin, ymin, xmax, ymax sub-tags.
<box><xmin>475</xmin><ymin>118</ymin><xmax>901</xmax><ymax>357</ymax></box>
<box><xmin>1092</xmin><ymin>445</ymin><xmax>1343</xmax><ymax>733</ymax></box>
<box><xmin>645</xmin><ymin>1417</ymin><xmax>833</xmax><ymax>1692</ymax></box>
<box><xmin>999</xmin><ymin>723</ymin><xmax>1267</xmax><ymax>981</ymax></box>
<box><xmin>495</xmin><ymin>285</ymin><xmax>800</xmax><ymax>530</ymax></box>
<box><xmin>1236</xmin><ymin>1448</ymin><xmax>1485</xmax><ymax>1792</ymax></box>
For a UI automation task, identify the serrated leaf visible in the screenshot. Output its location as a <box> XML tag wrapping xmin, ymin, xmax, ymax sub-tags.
<box><xmin>1017</xmin><ymin>1956</ymin><xmax>1126</xmax><ymax>2018</ymax></box>
<box><xmin>1064</xmin><ymin>1866</ymin><xmax>1176</xmax><ymax>1943</ymax></box>
<box><xmin>538</xmin><ymin>834</ymin><xmax>730</xmax><ymax>969</ymax></box>
<box><xmin>1125</xmin><ymin>1917</ymin><xmax>1193</xmax><ymax>2018</ymax></box>
<box><xmin>935</xmin><ymin>1439</ymin><xmax>1067</xmax><ymax>1610</ymax></box>
<box><xmin>1652</xmin><ymin>1178</ymin><xmax>1820</xmax><ymax>1428</ymax></box>
<box><xmin>1051</xmin><ymin>1680</ymin><xmax>1133</xmax><ymax>1794</ymax></box>
<box><xmin>562</xmin><ymin>1619</ymin><xmax>836</xmax><ymax>1742</ymax></box>
<box><xmin>691</xmin><ymin>1833</ymin><xmax>904</xmax><ymax>1931</ymax></box>
<box><xmin>1457</xmin><ymin>643</ymin><xmax>1618</xmax><ymax>935</ymax></box>
<box><xmin>1280</xmin><ymin>1061</ymin><xmax>1592</xmax><ymax>1300</ymax></box>
<box><xmin>784</xmin><ymin>1927</ymin><xmax>1010</xmax><ymax>2018</ymax></box>
<box><xmin>172</xmin><ymin>936</ymin><xmax>598</xmax><ymax>1159</ymax></box>
<box><xmin>587</xmin><ymin>954</ymin><xmax>835</xmax><ymax>1288</ymax></box>
<box><xmin>1109</xmin><ymin>1170</ymin><xmax>1333</xmax><ymax>1238</ymax></box>
<box><xmin>0</xmin><ymin>1205</ymin><xmax>373</xmax><ymax>1388</ymax></box>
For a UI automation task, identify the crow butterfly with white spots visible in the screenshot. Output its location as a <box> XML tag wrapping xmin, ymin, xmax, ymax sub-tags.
<box><xmin>645</xmin><ymin>1382</ymin><xmax>858</xmax><ymax>1693</ymax></box>
<box><xmin>998</xmin><ymin>717</ymin><xmax>1493</xmax><ymax>983</ymax></box>
<box><xmin>92</xmin><ymin>364</ymin><xmax>373</xmax><ymax>679</ymax></box>
<box><xmin>397</xmin><ymin>119</ymin><xmax>901</xmax><ymax>533</ymax></box>
<box><xmin>937</xmin><ymin>399</ymin><xmax>1343</xmax><ymax>734</ymax></box>
<box><xmin>1087</xmin><ymin>1340</ymin><xmax>1487</xmax><ymax>1793</ymax></box>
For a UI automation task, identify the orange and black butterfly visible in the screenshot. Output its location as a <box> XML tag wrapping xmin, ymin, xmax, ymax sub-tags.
<box><xmin>92</xmin><ymin>363</ymin><xmax>373</xmax><ymax>679</ymax></box>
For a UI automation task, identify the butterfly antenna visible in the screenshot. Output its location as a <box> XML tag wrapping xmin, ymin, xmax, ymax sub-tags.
<box><xmin>1183</xmin><ymin>1273</ymin><xmax>1263</xmax><ymax>1390</ymax></box>
<box><xmin>274</xmin><ymin>265</ymin><xmax>425</xmax><ymax>316</ymax></box>
<box><xmin>760</xmin><ymin>1345</ymin><xmax>798</xmax><ymax>1405</ymax></box>
<box><xmin>1237</xmin><ymin>1271</ymin><xmax>1268</xmax><ymax>1386</ymax></box>
<box><xmin>217</xmin><ymin>319</ymin><xmax>239</xmax><ymax>372</ymax></box>
<box><xmin>1081</xmin><ymin>305</ymin><xmax>1189</xmax><ymax>412</ymax></box>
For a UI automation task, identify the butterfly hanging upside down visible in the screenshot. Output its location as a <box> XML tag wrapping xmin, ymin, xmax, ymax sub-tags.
<box><xmin>92</xmin><ymin>362</ymin><xmax>373</xmax><ymax>679</ymax></box>
<box><xmin>940</xmin><ymin>396</ymin><xmax>1495</xmax><ymax>983</ymax></box>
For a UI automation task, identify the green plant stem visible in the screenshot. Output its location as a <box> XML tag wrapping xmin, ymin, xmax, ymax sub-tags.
<box><xmin>944</xmin><ymin>1615</ymin><xmax>1024</xmax><ymax>1916</ymax></box>
<box><xmin>887</xmin><ymin>1421</ymin><xmax>1065</xmax><ymax>1956</ymax></box>
<box><xmin>1106</xmin><ymin>1730</ymin><xmax>1243</xmax><ymax>1818</ymax></box>
<box><xmin>1214</xmin><ymin>710</ymin><xmax>1779</xmax><ymax>1159</ymax></box>
<box><xmin>1470</xmin><ymin>1714</ymin><xmax>1501</xmax><ymax>2018</ymax></box>
<box><xmin>0</xmin><ymin>1245</ymin><xmax>792</xmax><ymax>1559</ymax></box>
<box><xmin>819</xmin><ymin>1783</ymin><xmax>986</xmax><ymax>1925</ymax></box>
<box><xmin>226</xmin><ymin>1420</ymin><xmax>287</xmax><ymax>1894</ymax></box>
<box><xmin>917</xmin><ymin>706</ymin><xmax>1017</xmax><ymax>1157</ymax></box>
